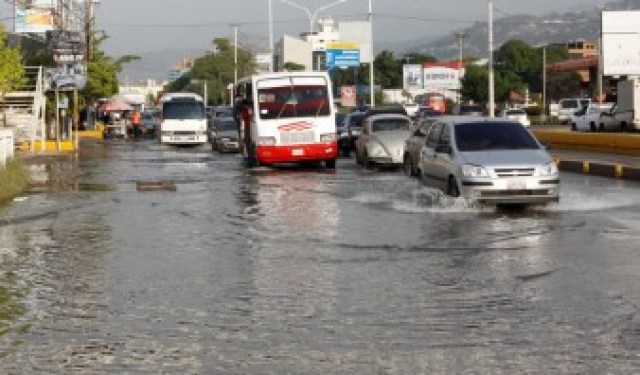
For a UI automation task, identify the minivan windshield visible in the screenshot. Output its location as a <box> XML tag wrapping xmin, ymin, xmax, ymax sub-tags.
<box><xmin>216</xmin><ymin>119</ymin><xmax>237</xmax><ymax>131</ymax></box>
<box><xmin>455</xmin><ymin>122</ymin><xmax>540</xmax><ymax>152</ymax></box>
<box><xmin>163</xmin><ymin>100</ymin><xmax>205</xmax><ymax>120</ymax></box>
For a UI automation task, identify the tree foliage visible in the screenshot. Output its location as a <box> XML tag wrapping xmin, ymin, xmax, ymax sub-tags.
<box><xmin>84</xmin><ymin>31</ymin><xmax>120</xmax><ymax>102</ymax></box>
<box><xmin>165</xmin><ymin>38</ymin><xmax>256</xmax><ymax>105</ymax></box>
<box><xmin>0</xmin><ymin>25</ymin><xmax>26</xmax><ymax>126</ymax></box>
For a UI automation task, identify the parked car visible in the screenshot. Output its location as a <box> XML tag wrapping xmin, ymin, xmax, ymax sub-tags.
<box><xmin>211</xmin><ymin>117</ymin><xmax>240</xmax><ymax>152</ymax></box>
<box><xmin>355</xmin><ymin>113</ymin><xmax>413</xmax><ymax>167</ymax></box>
<box><xmin>339</xmin><ymin>111</ymin><xmax>365</xmax><ymax>156</ymax></box>
<box><xmin>499</xmin><ymin>108</ymin><xmax>530</xmax><ymax>127</ymax></box>
<box><xmin>418</xmin><ymin>117</ymin><xmax>560</xmax><ymax>206</ymax></box>
<box><xmin>570</xmin><ymin>102</ymin><xmax>615</xmax><ymax>131</ymax></box>
<box><xmin>452</xmin><ymin>104</ymin><xmax>484</xmax><ymax>116</ymax></box>
<box><xmin>403</xmin><ymin>117</ymin><xmax>438</xmax><ymax>176</ymax></box>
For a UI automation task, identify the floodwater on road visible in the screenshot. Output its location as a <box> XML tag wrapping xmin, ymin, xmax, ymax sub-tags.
<box><xmin>2</xmin><ymin>139</ymin><xmax>640</xmax><ymax>373</ymax></box>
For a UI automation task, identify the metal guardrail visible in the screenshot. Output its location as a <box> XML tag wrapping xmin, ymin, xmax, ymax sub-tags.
<box><xmin>0</xmin><ymin>128</ymin><xmax>15</xmax><ymax>166</ymax></box>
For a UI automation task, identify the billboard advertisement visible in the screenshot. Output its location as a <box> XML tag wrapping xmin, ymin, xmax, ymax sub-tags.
<box><xmin>422</xmin><ymin>61</ymin><xmax>464</xmax><ymax>92</ymax></box>
<box><xmin>340</xmin><ymin>85</ymin><xmax>357</xmax><ymax>107</ymax></box>
<box><xmin>45</xmin><ymin>31</ymin><xmax>87</xmax><ymax>90</ymax></box>
<box><xmin>602</xmin><ymin>11</ymin><xmax>640</xmax><ymax>76</ymax></box>
<box><xmin>14</xmin><ymin>0</ymin><xmax>56</xmax><ymax>34</ymax></box>
<box><xmin>326</xmin><ymin>41</ymin><xmax>360</xmax><ymax>68</ymax></box>
<box><xmin>403</xmin><ymin>64</ymin><xmax>423</xmax><ymax>90</ymax></box>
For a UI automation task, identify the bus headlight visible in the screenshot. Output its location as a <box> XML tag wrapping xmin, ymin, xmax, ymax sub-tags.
<box><xmin>320</xmin><ymin>133</ymin><xmax>336</xmax><ymax>142</ymax></box>
<box><xmin>257</xmin><ymin>136</ymin><xmax>276</xmax><ymax>146</ymax></box>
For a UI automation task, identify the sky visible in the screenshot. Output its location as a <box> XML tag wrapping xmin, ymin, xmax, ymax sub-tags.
<box><xmin>1</xmin><ymin>0</ymin><xmax>610</xmax><ymax>77</ymax></box>
<box><xmin>91</xmin><ymin>0</ymin><xmax>609</xmax><ymax>55</ymax></box>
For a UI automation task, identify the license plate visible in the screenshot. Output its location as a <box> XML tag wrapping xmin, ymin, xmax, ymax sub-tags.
<box><xmin>292</xmin><ymin>148</ymin><xmax>304</xmax><ymax>156</ymax></box>
<box><xmin>507</xmin><ymin>179</ymin><xmax>526</xmax><ymax>190</ymax></box>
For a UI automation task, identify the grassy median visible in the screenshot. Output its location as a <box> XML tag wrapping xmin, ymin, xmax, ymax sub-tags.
<box><xmin>0</xmin><ymin>158</ymin><xmax>30</xmax><ymax>203</ymax></box>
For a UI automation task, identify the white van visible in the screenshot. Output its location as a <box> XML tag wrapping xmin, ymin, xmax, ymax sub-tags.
<box><xmin>558</xmin><ymin>98</ymin><xmax>591</xmax><ymax>123</ymax></box>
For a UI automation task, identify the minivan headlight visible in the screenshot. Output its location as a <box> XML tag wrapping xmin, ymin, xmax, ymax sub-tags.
<box><xmin>462</xmin><ymin>164</ymin><xmax>490</xmax><ymax>177</ymax></box>
<box><xmin>539</xmin><ymin>162</ymin><xmax>559</xmax><ymax>176</ymax></box>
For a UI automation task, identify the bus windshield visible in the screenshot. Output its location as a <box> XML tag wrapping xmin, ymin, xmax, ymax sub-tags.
<box><xmin>257</xmin><ymin>82</ymin><xmax>330</xmax><ymax>120</ymax></box>
<box><xmin>163</xmin><ymin>100</ymin><xmax>205</xmax><ymax>120</ymax></box>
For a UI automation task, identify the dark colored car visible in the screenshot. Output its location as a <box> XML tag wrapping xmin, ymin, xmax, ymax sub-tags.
<box><xmin>362</xmin><ymin>105</ymin><xmax>408</xmax><ymax>120</ymax></box>
<box><xmin>452</xmin><ymin>104</ymin><xmax>484</xmax><ymax>117</ymax></box>
<box><xmin>417</xmin><ymin>106</ymin><xmax>444</xmax><ymax>119</ymax></box>
<box><xmin>140</xmin><ymin>111</ymin><xmax>159</xmax><ymax>137</ymax></box>
<box><xmin>338</xmin><ymin>111</ymin><xmax>366</xmax><ymax>156</ymax></box>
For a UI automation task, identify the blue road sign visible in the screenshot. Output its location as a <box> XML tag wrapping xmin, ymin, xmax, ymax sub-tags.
<box><xmin>326</xmin><ymin>49</ymin><xmax>360</xmax><ymax>68</ymax></box>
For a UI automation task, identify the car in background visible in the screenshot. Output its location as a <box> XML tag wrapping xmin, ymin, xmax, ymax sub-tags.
<box><xmin>452</xmin><ymin>104</ymin><xmax>484</xmax><ymax>116</ymax></box>
<box><xmin>211</xmin><ymin>117</ymin><xmax>240</xmax><ymax>152</ymax></box>
<box><xmin>140</xmin><ymin>111</ymin><xmax>159</xmax><ymax>137</ymax></box>
<box><xmin>355</xmin><ymin>113</ymin><xmax>412</xmax><ymax>168</ymax></box>
<box><xmin>570</xmin><ymin>102</ymin><xmax>615</xmax><ymax>131</ymax></box>
<box><xmin>363</xmin><ymin>105</ymin><xmax>408</xmax><ymax>120</ymax></box>
<box><xmin>418</xmin><ymin>117</ymin><xmax>560</xmax><ymax>206</ymax></box>
<box><xmin>416</xmin><ymin>106</ymin><xmax>444</xmax><ymax>120</ymax></box>
<box><xmin>558</xmin><ymin>98</ymin><xmax>591</xmax><ymax>124</ymax></box>
<box><xmin>499</xmin><ymin>108</ymin><xmax>530</xmax><ymax>127</ymax></box>
<box><xmin>339</xmin><ymin>111</ymin><xmax>365</xmax><ymax>156</ymax></box>
<box><xmin>403</xmin><ymin>117</ymin><xmax>438</xmax><ymax>177</ymax></box>
<box><xmin>403</xmin><ymin>102</ymin><xmax>420</xmax><ymax>118</ymax></box>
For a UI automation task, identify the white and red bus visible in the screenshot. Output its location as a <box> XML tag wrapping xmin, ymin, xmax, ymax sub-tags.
<box><xmin>235</xmin><ymin>71</ymin><xmax>338</xmax><ymax>168</ymax></box>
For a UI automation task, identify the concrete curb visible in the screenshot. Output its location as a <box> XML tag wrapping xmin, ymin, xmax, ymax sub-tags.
<box><xmin>553</xmin><ymin>157</ymin><xmax>640</xmax><ymax>181</ymax></box>
<box><xmin>533</xmin><ymin>129</ymin><xmax>640</xmax><ymax>155</ymax></box>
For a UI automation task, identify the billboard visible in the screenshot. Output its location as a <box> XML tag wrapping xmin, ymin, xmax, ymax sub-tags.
<box><xmin>326</xmin><ymin>41</ymin><xmax>360</xmax><ymax>68</ymax></box>
<box><xmin>340</xmin><ymin>85</ymin><xmax>357</xmax><ymax>107</ymax></box>
<box><xmin>45</xmin><ymin>31</ymin><xmax>87</xmax><ymax>90</ymax></box>
<box><xmin>14</xmin><ymin>0</ymin><xmax>56</xmax><ymax>34</ymax></box>
<box><xmin>403</xmin><ymin>65</ymin><xmax>423</xmax><ymax>90</ymax></box>
<box><xmin>602</xmin><ymin>11</ymin><xmax>640</xmax><ymax>76</ymax></box>
<box><xmin>422</xmin><ymin>61</ymin><xmax>464</xmax><ymax>91</ymax></box>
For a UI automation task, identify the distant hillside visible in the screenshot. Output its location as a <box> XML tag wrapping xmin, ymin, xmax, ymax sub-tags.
<box><xmin>118</xmin><ymin>48</ymin><xmax>206</xmax><ymax>82</ymax></box>
<box><xmin>404</xmin><ymin>0</ymin><xmax>640</xmax><ymax>60</ymax></box>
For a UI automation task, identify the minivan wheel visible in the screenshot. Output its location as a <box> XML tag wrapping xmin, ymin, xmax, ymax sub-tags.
<box><xmin>590</xmin><ymin>122</ymin><xmax>597</xmax><ymax>132</ymax></box>
<box><xmin>571</xmin><ymin>123</ymin><xmax>577</xmax><ymax>131</ymax></box>
<box><xmin>447</xmin><ymin>176</ymin><xmax>460</xmax><ymax>197</ymax></box>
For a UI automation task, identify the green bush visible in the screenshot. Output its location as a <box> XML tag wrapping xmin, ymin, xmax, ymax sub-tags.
<box><xmin>0</xmin><ymin>158</ymin><xmax>30</xmax><ymax>203</ymax></box>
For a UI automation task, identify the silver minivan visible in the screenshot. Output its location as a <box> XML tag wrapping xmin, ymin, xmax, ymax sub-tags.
<box><xmin>418</xmin><ymin>117</ymin><xmax>560</xmax><ymax>205</ymax></box>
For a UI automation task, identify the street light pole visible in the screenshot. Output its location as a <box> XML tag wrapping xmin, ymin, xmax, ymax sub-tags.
<box><xmin>454</xmin><ymin>31</ymin><xmax>468</xmax><ymax>104</ymax></box>
<box><xmin>280</xmin><ymin>0</ymin><xmax>347</xmax><ymax>33</ymax></box>
<box><xmin>369</xmin><ymin>0</ymin><xmax>374</xmax><ymax>107</ymax></box>
<box><xmin>487</xmin><ymin>0</ymin><xmax>495</xmax><ymax>117</ymax></box>
<box><xmin>269</xmin><ymin>0</ymin><xmax>274</xmax><ymax>72</ymax></box>
<box><xmin>233</xmin><ymin>24</ymin><xmax>238</xmax><ymax>93</ymax></box>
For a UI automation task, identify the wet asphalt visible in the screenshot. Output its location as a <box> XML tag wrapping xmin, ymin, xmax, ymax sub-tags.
<box><xmin>1</xmin><ymin>138</ymin><xmax>640</xmax><ymax>373</ymax></box>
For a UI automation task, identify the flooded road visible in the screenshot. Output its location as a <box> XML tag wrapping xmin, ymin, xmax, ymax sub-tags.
<box><xmin>2</xmin><ymin>139</ymin><xmax>640</xmax><ymax>373</ymax></box>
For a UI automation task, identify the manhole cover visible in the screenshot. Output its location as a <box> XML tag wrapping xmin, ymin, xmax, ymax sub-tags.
<box><xmin>136</xmin><ymin>180</ymin><xmax>177</xmax><ymax>192</ymax></box>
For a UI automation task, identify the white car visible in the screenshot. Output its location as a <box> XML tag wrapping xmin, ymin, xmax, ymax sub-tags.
<box><xmin>499</xmin><ymin>108</ymin><xmax>530</xmax><ymax>127</ymax></box>
<box><xmin>355</xmin><ymin>113</ymin><xmax>412</xmax><ymax>167</ymax></box>
<box><xmin>570</xmin><ymin>103</ymin><xmax>615</xmax><ymax>131</ymax></box>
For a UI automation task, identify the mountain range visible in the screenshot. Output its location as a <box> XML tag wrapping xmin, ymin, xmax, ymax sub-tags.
<box><xmin>120</xmin><ymin>0</ymin><xmax>640</xmax><ymax>81</ymax></box>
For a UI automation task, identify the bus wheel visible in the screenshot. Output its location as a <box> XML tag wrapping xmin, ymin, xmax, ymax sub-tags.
<box><xmin>325</xmin><ymin>159</ymin><xmax>336</xmax><ymax>169</ymax></box>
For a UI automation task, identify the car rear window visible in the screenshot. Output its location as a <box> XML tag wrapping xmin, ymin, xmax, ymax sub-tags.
<box><xmin>455</xmin><ymin>122</ymin><xmax>540</xmax><ymax>152</ymax></box>
<box><xmin>506</xmin><ymin>109</ymin><xmax>525</xmax><ymax>115</ymax></box>
<box><xmin>371</xmin><ymin>118</ymin><xmax>411</xmax><ymax>132</ymax></box>
<box><xmin>348</xmin><ymin>113</ymin><xmax>365</xmax><ymax>128</ymax></box>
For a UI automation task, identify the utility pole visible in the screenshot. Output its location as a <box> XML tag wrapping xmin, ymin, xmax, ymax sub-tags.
<box><xmin>269</xmin><ymin>0</ymin><xmax>274</xmax><ymax>72</ymax></box>
<box><xmin>368</xmin><ymin>0</ymin><xmax>374</xmax><ymax>107</ymax></box>
<box><xmin>232</xmin><ymin>24</ymin><xmax>238</xmax><ymax>96</ymax></box>
<box><xmin>542</xmin><ymin>45</ymin><xmax>547</xmax><ymax>117</ymax></box>
<box><xmin>487</xmin><ymin>0</ymin><xmax>495</xmax><ymax>117</ymax></box>
<box><xmin>454</xmin><ymin>31</ymin><xmax>468</xmax><ymax>103</ymax></box>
